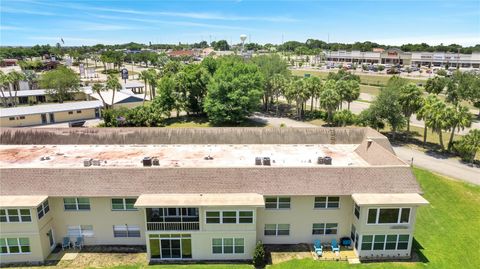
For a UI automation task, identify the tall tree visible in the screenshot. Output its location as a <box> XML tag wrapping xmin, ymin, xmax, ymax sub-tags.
<box><xmin>305</xmin><ymin>76</ymin><xmax>322</xmax><ymax>112</ymax></box>
<box><xmin>398</xmin><ymin>83</ymin><xmax>423</xmax><ymax>132</ymax></box>
<box><xmin>92</xmin><ymin>83</ymin><xmax>107</xmax><ymax>108</ymax></box>
<box><xmin>106</xmin><ymin>73</ymin><xmax>122</xmax><ymax>108</ymax></box>
<box><xmin>139</xmin><ymin>70</ymin><xmax>151</xmax><ymax>104</ymax></box>
<box><xmin>7</xmin><ymin>71</ymin><xmax>26</xmax><ymax>107</ymax></box>
<box><xmin>320</xmin><ymin>80</ymin><xmax>341</xmax><ymax>125</ymax></box>
<box><xmin>417</xmin><ymin>95</ymin><xmax>437</xmax><ymax>146</ymax></box>
<box><xmin>446</xmin><ymin>105</ymin><xmax>472</xmax><ymax>151</ymax></box>
<box><xmin>23</xmin><ymin>70</ymin><xmax>38</xmax><ymax>90</ymax></box>
<box><xmin>0</xmin><ymin>71</ymin><xmax>9</xmax><ymax>107</ymax></box>
<box><xmin>40</xmin><ymin>67</ymin><xmax>79</xmax><ymax>103</ymax></box>
<box><xmin>422</xmin><ymin>97</ymin><xmax>450</xmax><ymax>150</ymax></box>
<box><xmin>287</xmin><ymin>78</ymin><xmax>309</xmax><ymax>119</ymax></box>
<box><xmin>270</xmin><ymin>74</ymin><xmax>289</xmax><ymax>116</ymax></box>
<box><xmin>153</xmin><ymin>76</ymin><xmax>177</xmax><ymax>117</ymax></box>
<box><xmin>425</xmin><ymin>76</ymin><xmax>447</xmax><ymax>95</ymax></box>
<box><xmin>371</xmin><ymin>86</ymin><xmax>406</xmax><ymax>139</ymax></box>
<box><xmin>204</xmin><ymin>59</ymin><xmax>263</xmax><ymax>124</ymax></box>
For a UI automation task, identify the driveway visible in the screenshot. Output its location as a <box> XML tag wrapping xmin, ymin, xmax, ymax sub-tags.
<box><xmin>393</xmin><ymin>146</ymin><xmax>479</xmax><ymax>185</ymax></box>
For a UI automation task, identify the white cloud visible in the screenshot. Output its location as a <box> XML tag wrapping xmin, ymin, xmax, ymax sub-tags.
<box><xmin>0</xmin><ymin>25</ymin><xmax>27</xmax><ymax>31</ymax></box>
<box><xmin>1</xmin><ymin>7</ymin><xmax>55</xmax><ymax>16</ymax></box>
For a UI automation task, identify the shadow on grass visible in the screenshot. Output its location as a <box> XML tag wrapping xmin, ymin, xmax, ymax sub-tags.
<box><xmin>412</xmin><ymin>238</ymin><xmax>429</xmax><ymax>263</ymax></box>
<box><xmin>163</xmin><ymin>114</ymin><xmax>267</xmax><ymax>128</ymax></box>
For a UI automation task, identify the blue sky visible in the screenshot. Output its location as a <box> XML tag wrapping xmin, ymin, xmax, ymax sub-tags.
<box><xmin>1</xmin><ymin>0</ymin><xmax>479</xmax><ymax>46</ymax></box>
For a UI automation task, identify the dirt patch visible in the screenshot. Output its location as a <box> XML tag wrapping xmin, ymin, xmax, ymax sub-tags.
<box><xmin>264</xmin><ymin>244</ymin><xmax>313</xmax><ymax>264</ymax></box>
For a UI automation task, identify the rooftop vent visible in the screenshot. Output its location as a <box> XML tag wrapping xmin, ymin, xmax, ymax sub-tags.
<box><xmin>92</xmin><ymin>159</ymin><xmax>101</xmax><ymax>166</ymax></box>
<box><xmin>255</xmin><ymin>157</ymin><xmax>262</xmax><ymax>165</ymax></box>
<box><xmin>317</xmin><ymin>157</ymin><xmax>325</xmax><ymax>164</ymax></box>
<box><xmin>143</xmin><ymin>157</ymin><xmax>152</xmax><ymax>167</ymax></box>
<box><xmin>152</xmin><ymin>158</ymin><xmax>160</xmax><ymax>166</ymax></box>
<box><xmin>263</xmin><ymin>157</ymin><xmax>271</xmax><ymax>166</ymax></box>
<box><xmin>324</xmin><ymin>156</ymin><xmax>332</xmax><ymax>165</ymax></box>
<box><xmin>204</xmin><ymin>155</ymin><xmax>214</xmax><ymax>160</ymax></box>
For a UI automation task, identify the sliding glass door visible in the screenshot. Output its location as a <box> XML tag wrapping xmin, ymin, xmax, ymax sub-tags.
<box><xmin>149</xmin><ymin>234</ymin><xmax>192</xmax><ymax>259</ymax></box>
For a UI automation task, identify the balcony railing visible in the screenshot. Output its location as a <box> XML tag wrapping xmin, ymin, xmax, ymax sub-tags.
<box><xmin>147</xmin><ymin>222</ymin><xmax>200</xmax><ymax>231</ymax></box>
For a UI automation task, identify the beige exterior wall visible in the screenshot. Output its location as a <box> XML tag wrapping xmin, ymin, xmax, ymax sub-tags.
<box><xmin>0</xmin><ymin>107</ymin><xmax>98</xmax><ymax>127</ymax></box>
<box><xmin>353</xmin><ymin>205</ymin><xmax>419</xmax><ymax>258</ymax></box>
<box><xmin>256</xmin><ymin>196</ymin><xmax>353</xmax><ymax>245</ymax></box>
<box><xmin>0</xmin><ymin>206</ymin><xmax>50</xmax><ymax>264</ymax></box>
<box><xmin>49</xmin><ymin>197</ymin><xmax>145</xmax><ymax>246</ymax></box>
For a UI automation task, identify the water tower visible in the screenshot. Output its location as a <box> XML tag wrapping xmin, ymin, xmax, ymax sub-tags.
<box><xmin>240</xmin><ymin>34</ymin><xmax>247</xmax><ymax>52</ymax></box>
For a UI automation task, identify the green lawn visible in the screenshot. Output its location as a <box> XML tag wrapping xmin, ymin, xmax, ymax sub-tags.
<box><xmin>291</xmin><ymin>70</ymin><xmax>427</xmax><ymax>87</ymax></box>
<box><xmin>162</xmin><ymin>115</ymin><xmax>268</xmax><ymax>128</ymax></box>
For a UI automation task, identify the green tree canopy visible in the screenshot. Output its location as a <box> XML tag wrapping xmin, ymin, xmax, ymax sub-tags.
<box><xmin>40</xmin><ymin>67</ymin><xmax>80</xmax><ymax>103</ymax></box>
<box><xmin>204</xmin><ymin>59</ymin><xmax>263</xmax><ymax>124</ymax></box>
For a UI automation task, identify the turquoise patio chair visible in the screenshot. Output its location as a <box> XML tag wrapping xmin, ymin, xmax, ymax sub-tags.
<box><xmin>313</xmin><ymin>239</ymin><xmax>323</xmax><ymax>256</ymax></box>
<box><xmin>61</xmin><ymin>237</ymin><xmax>70</xmax><ymax>250</ymax></box>
<box><xmin>74</xmin><ymin>236</ymin><xmax>84</xmax><ymax>250</ymax></box>
<box><xmin>331</xmin><ymin>239</ymin><xmax>340</xmax><ymax>252</ymax></box>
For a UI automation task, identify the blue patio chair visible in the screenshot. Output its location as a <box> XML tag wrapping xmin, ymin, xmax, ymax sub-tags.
<box><xmin>313</xmin><ymin>239</ymin><xmax>323</xmax><ymax>256</ymax></box>
<box><xmin>74</xmin><ymin>236</ymin><xmax>84</xmax><ymax>250</ymax></box>
<box><xmin>331</xmin><ymin>239</ymin><xmax>340</xmax><ymax>253</ymax></box>
<box><xmin>62</xmin><ymin>237</ymin><xmax>70</xmax><ymax>250</ymax></box>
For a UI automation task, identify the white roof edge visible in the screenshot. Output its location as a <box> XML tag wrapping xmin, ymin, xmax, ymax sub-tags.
<box><xmin>0</xmin><ymin>100</ymin><xmax>103</xmax><ymax>117</ymax></box>
<box><xmin>135</xmin><ymin>193</ymin><xmax>265</xmax><ymax>207</ymax></box>
<box><xmin>0</xmin><ymin>195</ymin><xmax>48</xmax><ymax>208</ymax></box>
<box><xmin>352</xmin><ymin>193</ymin><xmax>429</xmax><ymax>206</ymax></box>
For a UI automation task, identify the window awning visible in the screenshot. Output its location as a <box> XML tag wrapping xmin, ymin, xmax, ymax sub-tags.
<box><xmin>0</xmin><ymin>195</ymin><xmax>48</xmax><ymax>208</ymax></box>
<box><xmin>135</xmin><ymin>193</ymin><xmax>265</xmax><ymax>207</ymax></box>
<box><xmin>352</xmin><ymin>193</ymin><xmax>429</xmax><ymax>206</ymax></box>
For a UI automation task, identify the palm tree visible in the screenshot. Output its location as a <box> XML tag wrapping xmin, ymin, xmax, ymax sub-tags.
<box><xmin>305</xmin><ymin>76</ymin><xmax>322</xmax><ymax>112</ymax></box>
<box><xmin>424</xmin><ymin>76</ymin><xmax>446</xmax><ymax>95</ymax></box>
<box><xmin>7</xmin><ymin>71</ymin><xmax>26</xmax><ymax>107</ymax></box>
<box><xmin>345</xmin><ymin>80</ymin><xmax>360</xmax><ymax>111</ymax></box>
<box><xmin>106</xmin><ymin>74</ymin><xmax>122</xmax><ymax>109</ymax></box>
<box><xmin>320</xmin><ymin>80</ymin><xmax>341</xmax><ymax>125</ymax></box>
<box><xmin>426</xmin><ymin>98</ymin><xmax>450</xmax><ymax>150</ymax></box>
<box><xmin>399</xmin><ymin>83</ymin><xmax>423</xmax><ymax>132</ymax></box>
<box><xmin>447</xmin><ymin>105</ymin><xmax>472</xmax><ymax>151</ymax></box>
<box><xmin>270</xmin><ymin>74</ymin><xmax>288</xmax><ymax>116</ymax></box>
<box><xmin>417</xmin><ymin>95</ymin><xmax>437</xmax><ymax>146</ymax></box>
<box><xmin>92</xmin><ymin>83</ymin><xmax>107</xmax><ymax>108</ymax></box>
<box><xmin>0</xmin><ymin>71</ymin><xmax>9</xmax><ymax>107</ymax></box>
<box><xmin>139</xmin><ymin>70</ymin><xmax>151</xmax><ymax>105</ymax></box>
<box><xmin>287</xmin><ymin>79</ymin><xmax>309</xmax><ymax>119</ymax></box>
<box><xmin>147</xmin><ymin>69</ymin><xmax>158</xmax><ymax>100</ymax></box>
<box><xmin>23</xmin><ymin>70</ymin><xmax>38</xmax><ymax>90</ymax></box>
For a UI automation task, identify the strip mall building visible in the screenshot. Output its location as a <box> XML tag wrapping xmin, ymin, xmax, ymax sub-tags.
<box><xmin>326</xmin><ymin>48</ymin><xmax>480</xmax><ymax>68</ymax></box>
<box><xmin>0</xmin><ymin>128</ymin><xmax>428</xmax><ymax>264</ymax></box>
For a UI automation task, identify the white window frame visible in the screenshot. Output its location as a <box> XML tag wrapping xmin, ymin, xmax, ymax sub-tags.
<box><xmin>366</xmin><ymin>207</ymin><xmax>411</xmax><ymax>225</ymax></box>
<box><xmin>312</xmin><ymin>223</ymin><xmax>338</xmax><ymax>235</ymax></box>
<box><xmin>113</xmin><ymin>225</ymin><xmax>141</xmax><ymax>238</ymax></box>
<box><xmin>111</xmin><ymin>198</ymin><xmax>138</xmax><ymax>211</ymax></box>
<box><xmin>314</xmin><ymin>196</ymin><xmax>340</xmax><ymax>209</ymax></box>
<box><xmin>205</xmin><ymin>210</ymin><xmax>254</xmax><ymax>224</ymax></box>
<box><xmin>0</xmin><ymin>209</ymin><xmax>31</xmax><ymax>223</ymax></box>
<box><xmin>37</xmin><ymin>200</ymin><xmax>50</xmax><ymax>220</ymax></box>
<box><xmin>264</xmin><ymin>224</ymin><xmax>290</xmax><ymax>236</ymax></box>
<box><xmin>211</xmin><ymin>238</ymin><xmax>245</xmax><ymax>254</ymax></box>
<box><xmin>0</xmin><ymin>237</ymin><xmax>31</xmax><ymax>255</ymax></box>
<box><xmin>63</xmin><ymin>198</ymin><xmax>91</xmax><ymax>211</ymax></box>
<box><xmin>360</xmin><ymin>234</ymin><xmax>410</xmax><ymax>251</ymax></box>
<box><xmin>67</xmin><ymin>225</ymin><xmax>94</xmax><ymax>238</ymax></box>
<box><xmin>264</xmin><ymin>196</ymin><xmax>291</xmax><ymax>210</ymax></box>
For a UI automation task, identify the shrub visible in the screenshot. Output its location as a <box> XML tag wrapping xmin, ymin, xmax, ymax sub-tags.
<box><xmin>436</xmin><ymin>69</ymin><xmax>447</xmax><ymax>76</ymax></box>
<box><xmin>332</xmin><ymin>109</ymin><xmax>357</xmax><ymax>126</ymax></box>
<box><xmin>252</xmin><ymin>241</ymin><xmax>265</xmax><ymax>268</ymax></box>
<box><xmin>454</xmin><ymin>129</ymin><xmax>480</xmax><ymax>163</ymax></box>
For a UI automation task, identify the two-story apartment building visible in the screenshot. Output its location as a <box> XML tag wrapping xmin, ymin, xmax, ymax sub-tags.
<box><xmin>0</xmin><ymin>127</ymin><xmax>428</xmax><ymax>264</ymax></box>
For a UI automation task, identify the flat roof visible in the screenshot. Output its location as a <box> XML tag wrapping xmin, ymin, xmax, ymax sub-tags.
<box><xmin>0</xmin><ymin>100</ymin><xmax>102</xmax><ymax>117</ymax></box>
<box><xmin>352</xmin><ymin>193</ymin><xmax>429</xmax><ymax>206</ymax></box>
<box><xmin>0</xmin><ymin>195</ymin><xmax>48</xmax><ymax>208</ymax></box>
<box><xmin>0</xmin><ymin>87</ymin><xmax>93</xmax><ymax>98</ymax></box>
<box><xmin>135</xmin><ymin>193</ymin><xmax>265</xmax><ymax>207</ymax></box>
<box><xmin>0</xmin><ymin>144</ymin><xmax>370</xmax><ymax>168</ymax></box>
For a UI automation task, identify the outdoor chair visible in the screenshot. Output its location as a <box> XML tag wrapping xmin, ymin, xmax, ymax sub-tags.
<box><xmin>313</xmin><ymin>239</ymin><xmax>323</xmax><ymax>256</ymax></box>
<box><xmin>74</xmin><ymin>236</ymin><xmax>84</xmax><ymax>249</ymax></box>
<box><xmin>331</xmin><ymin>239</ymin><xmax>340</xmax><ymax>253</ymax></box>
<box><xmin>62</xmin><ymin>237</ymin><xmax>70</xmax><ymax>250</ymax></box>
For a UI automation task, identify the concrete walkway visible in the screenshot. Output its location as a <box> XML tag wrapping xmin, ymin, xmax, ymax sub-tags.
<box><xmin>393</xmin><ymin>146</ymin><xmax>479</xmax><ymax>185</ymax></box>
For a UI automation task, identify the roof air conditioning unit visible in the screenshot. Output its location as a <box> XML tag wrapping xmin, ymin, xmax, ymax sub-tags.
<box><xmin>83</xmin><ymin>159</ymin><xmax>92</xmax><ymax>167</ymax></box>
<box><xmin>317</xmin><ymin>157</ymin><xmax>325</xmax><ymax>164</ymax></box>
<box><xmin>324</xmin><ymin>156</ymin><xmax>332</xmax><ymax>165</ymax></box>
<box><xmin>255</xmin><ymin>157</ymin><xmax>262</xmax><ymax>165</ymax></box>
<box><xmin>143</xmin><ymin>157</ymin><xmax>152</xmax><ymax>167</ymax></box>
<box><xmin>152</xmin><ymin>158</ymin><xmax>160</xmax><ymax>166</ymax></box>
<box><xmin>92</xmin><ymin>159</ymin><xmax>101</xmax><ymax>166</ymax></box>
<box><xmin>263</xmin><ymin>157</ymin><xmax>271</xmax><ymax>166</ymax></box>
